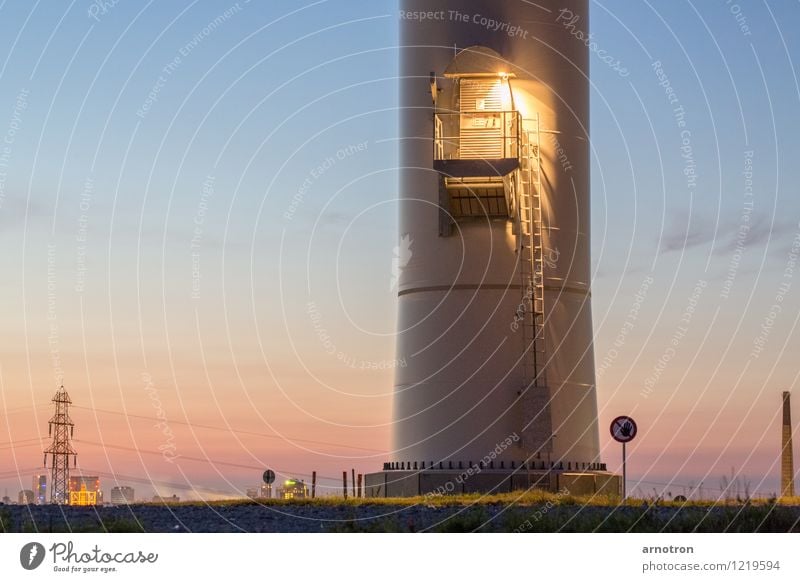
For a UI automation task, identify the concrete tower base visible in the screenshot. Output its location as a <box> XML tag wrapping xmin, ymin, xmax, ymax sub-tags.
<box><xmin>365</xmin><ymin>464</ymin><xmax>621</xmax><ymax>499</ymax></box>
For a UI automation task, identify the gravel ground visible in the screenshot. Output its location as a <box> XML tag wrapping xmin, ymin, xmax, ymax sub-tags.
<box><xmin>2</xmin><ymin>502</ymin><xmax>799</xmax><ymax>532</ymax></box>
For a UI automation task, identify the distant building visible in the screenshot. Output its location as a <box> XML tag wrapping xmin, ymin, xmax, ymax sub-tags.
<box><xmin>1</xmin><ymin>495</ymin><xmax>10</xmax><ymax>504</ymax></box>
<box><xmin>18</xmin><ymin>490</ymin><xmax>35</xmax><ymax>504</ymax></box>
<box><xmin>69</xmin><ymin>476</ymin><xmax>101</xmax><ymax>506</ymax></box>
<box><xmin>278</xmin><ymin>479</ymin><xmax>308</xmax><ymax>500</ymax></box>
<box><xmin>152</xmin><ymin>494</ymin><xmax>180</xmax><ymax>503</ymax></box>
<box><xmin>246</xmin><ymin>484</ymin><xmax>273</xmax><ymax>499</ymax></box>
<box><xmin>33</xmin><ymin>474</ymin><xmax>47</xmax><ymax>504</ymax></box>
<box><xmin>110</xmin><ymin>486</ymin><xmax>135</xmax><ymax>505</ymax></box>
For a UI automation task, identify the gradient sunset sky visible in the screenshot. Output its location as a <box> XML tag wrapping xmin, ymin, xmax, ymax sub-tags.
<box><xmin>1</xmin><ymin>0</ymin><xmax>799</xmax><ymax>500</ymax></box>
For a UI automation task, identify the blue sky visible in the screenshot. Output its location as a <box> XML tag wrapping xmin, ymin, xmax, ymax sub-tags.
<box><xmin>1</xmin><ymin>1</ymin><xmax>799</xmax><ymax>499</ymax></box>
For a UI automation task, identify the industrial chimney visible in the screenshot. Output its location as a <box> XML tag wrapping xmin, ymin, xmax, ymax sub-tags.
<box><xmin>782</xmin><ymin>391</ymin><xmax>795</xmax><ymax>498</ymax></box>
<box><xmin>366</xmin><ymin>0</ymin><xmax>618</xmax><ymax>497</ymax></box>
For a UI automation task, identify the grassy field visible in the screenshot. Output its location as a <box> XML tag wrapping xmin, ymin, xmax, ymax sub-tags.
<box><xmin>3</xmin><ymin>492</ymin><xmax>799</xmax><ymax>532</ymax></box>
<box><xmin>143</xmin><ymin>490</ymin><xmax>800</xmax><ymax>509</ymax></box>
<box><xmin>130</xmin><ymin>491</ymin><xmax>800</xmax><ymax>532</ymax></box>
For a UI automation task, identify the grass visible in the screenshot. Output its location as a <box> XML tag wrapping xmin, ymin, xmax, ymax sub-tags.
<box><xmin>146</xmin><ymin>489</ymin><xmax>614</xmax><ymax>508</ymax></box>
<box><xmin>2</xmin><ymin>493</ymin><xmax>799</xmax><ymax>532</ymax></box>
<box><xmin>325</xmin><ymin>499</ymin><xmax>800</xmax><ymax>533</ymax></box>
<box><xmin>146</xmin><ymin>490</ymin><xmax>800</xmax><ymax>509</ymax></box>
<box><xmin>317</xmin><ymin>493</ymin><xmax>800</xmax><ymax>532</ymax></box>
<box><xmin>16</xmin><ymin>516</ymin><xmax>145</xmax><ymax>533</ymax></box>
<box><xmin>76</xmin><ymin>517</ymin><xmax>146</xmax><ymax>533</ymax></box>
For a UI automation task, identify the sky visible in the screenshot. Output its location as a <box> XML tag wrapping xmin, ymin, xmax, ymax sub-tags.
<box><xmin>1</xmin><ymin>0</ymin><xmax>799</xmax><ymax>501</ymax></box>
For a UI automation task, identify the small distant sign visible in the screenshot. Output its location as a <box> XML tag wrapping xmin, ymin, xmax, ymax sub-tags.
<box><xmin>610</xmin><ymin>416</ymin><xmax>637</xmax><ymax>443</ymax></box>
<box><xmin>262</xmin><ymin>469</ymin><xmax>276</xmax><ymax>484</ymax></box>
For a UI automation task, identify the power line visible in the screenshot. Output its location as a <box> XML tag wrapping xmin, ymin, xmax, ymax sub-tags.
<box><xmin>0</xmin><ymin>405</ymin><xmax>49</xmax><ymax>415</ymax></box>
<box><xmin>72</xmin><ymin>439</ymin><xmax>342</xmax><ymax>482</ymax></box>
<box><xmin>73</xmin><ymin>439</ymin><xmax>266</xmax><ymax>471</ymax></box>
<box><xmin>0</xmin><ymin>467</ymin><xmax>41</xmax><ymax>479</ymax></box>
<box><xmin>70</xmin><ymin>404</ymin><xmax>387</xmax><ymax>454</ymax></box>
<box><xmin>0</xmin><ymin>438</ymin><xmax>44</xmax><ymax>448</ymax></box>
<box><xmin>77</xmin><ymin>468</ymin><xmax>239</xmax><ymax>496</ymax></box>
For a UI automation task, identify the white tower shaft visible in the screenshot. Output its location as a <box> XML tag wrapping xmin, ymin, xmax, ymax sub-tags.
<box><xmin>392</xmin><ymin>0</ymin><xmax>599</xmax><ymax>470</ymax></box>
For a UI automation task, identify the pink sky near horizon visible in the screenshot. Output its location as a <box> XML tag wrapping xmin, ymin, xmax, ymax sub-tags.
<box><xmin>1</xmin><ymin>317</ymin><xmax>795</xmax><ymax>500</ymax></box>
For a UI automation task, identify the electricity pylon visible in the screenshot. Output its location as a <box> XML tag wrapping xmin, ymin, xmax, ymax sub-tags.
<box><xmin>43</xmin><ymin>385</ymin><xmax>77</xmax><ymax>504</ymax></box>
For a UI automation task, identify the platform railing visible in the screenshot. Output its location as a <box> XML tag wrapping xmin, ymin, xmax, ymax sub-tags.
<box><xmin>434</xmin><ymin>110</ymin><xmax>521</xmax><ymax>161</ymax></box>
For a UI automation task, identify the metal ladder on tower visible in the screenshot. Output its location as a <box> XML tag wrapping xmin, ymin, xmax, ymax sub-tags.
<box><xmin>518</xmin><ymin>118</ymin><xmax>546</xmax><ymax>389</ymax></box>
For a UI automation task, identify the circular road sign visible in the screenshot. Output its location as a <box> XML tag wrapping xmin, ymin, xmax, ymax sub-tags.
<box><xmin>262</xmin><ymin>469</ymin><xmax>276</xmax><ymax>484</ymax></box>
<box><xmin>610</xmin><ymin>416</ymin><xmax>638</xmax><ymax>443</ymax></box>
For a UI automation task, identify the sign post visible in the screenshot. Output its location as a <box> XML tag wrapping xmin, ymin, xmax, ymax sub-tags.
<box><xmin>610</xmin><ymin>415</ymin><xmax>637</xmax><ymax>500</ymax></box>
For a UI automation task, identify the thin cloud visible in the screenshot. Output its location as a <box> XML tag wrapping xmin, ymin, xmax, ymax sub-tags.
<box><xmin>659</xmin><ymin>209</ymin><xmax>796</xmax><ymax>256</ymax></box>
<box><xmin>0</xmin><ymin>195</ymin><xmax>48</xmax><ymax>231</ymax></box>
<box><xmin>658</xmin><ymin>210</ymin><xmax>717</xmax><ymax>254</ymax></box>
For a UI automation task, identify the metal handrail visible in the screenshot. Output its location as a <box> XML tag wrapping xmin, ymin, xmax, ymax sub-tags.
<box><xmin>434</xmin><ymin>110</ymin><xmax>521</xmax><ymax>161</ymax></box>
